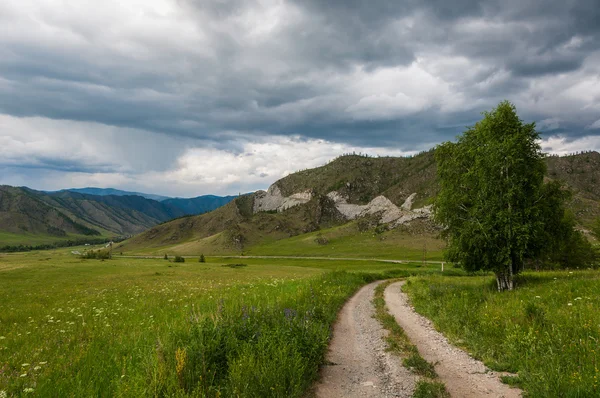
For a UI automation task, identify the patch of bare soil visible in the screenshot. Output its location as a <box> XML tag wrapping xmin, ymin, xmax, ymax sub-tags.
<box><xmin>384</xmin><ymin>281</ymin><xmax>522</xmax><ymax>398</ymax></box>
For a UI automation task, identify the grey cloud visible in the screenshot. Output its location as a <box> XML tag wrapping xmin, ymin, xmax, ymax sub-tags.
<box><xmin>0</xmin><ymin>0</ymin><xmax>599</xmax><ymax>178</ymax></box>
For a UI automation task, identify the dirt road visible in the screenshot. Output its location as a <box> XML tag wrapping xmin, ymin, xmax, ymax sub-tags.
<box><xmin>314</xmin><ymin>281</ymin><xmax>417</xmax><ymax>397</ymax></box>
<box><xmin>313</xmin><ymin>280</ymin><xmax>522</xmax><ymax>398</ymax></box>
<box><xmin>385</xmin><ymin>281</ymin><xmax>522</xmax><ymax>398</ymax></box>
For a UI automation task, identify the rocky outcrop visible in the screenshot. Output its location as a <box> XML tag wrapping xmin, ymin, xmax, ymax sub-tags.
<box><xmin>253</xmin><ymin>183</ymin><xmax>431</xmax><ymax>228</ymax></box>
<box><xmin>401</xmin><ymin>192</ymin><xmax>417</xmax><ymax>211</ymax></box>
<box><xmin>253</xmin><ymin>184</ymin><xmax>312</xmax><ymax>213</ymax></box>
<box><xmin>327</xmin><ymin>191</ymin><xmax>431</xmax><ymax>227</ymax></box>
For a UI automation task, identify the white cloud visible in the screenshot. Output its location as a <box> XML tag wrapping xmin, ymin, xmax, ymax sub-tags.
<box><xmin>0</xmin><ymin>113</ymin><xmax>189</xmax><ymax>173</ymax></box>
<box><xmin>540</xmin><ymin>135</ymin><xmax>600</xmax><ymax>156</ymax></box>
<box><xmin>0</xmin><ymin>114</ymin><xmax>423</xmax><ymax>196</ymax></box>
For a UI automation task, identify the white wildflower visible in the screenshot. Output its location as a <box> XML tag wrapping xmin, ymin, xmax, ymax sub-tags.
<box><xmin>568</xmin><ymin>303</ymin><xmax>573</xmax><ymax>306</ymax></box>
<box><xmin>22</xmin><ymin>363</ymin><xmax>30</xmax><ymax>367</ymax></box>
<box><xmin>23</xmin><ymin>387</ymin><xmax>35</xmax><ymax>394</ymax></box>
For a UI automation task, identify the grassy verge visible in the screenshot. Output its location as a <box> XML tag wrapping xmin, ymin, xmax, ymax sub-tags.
<box><xmin>373</xmin><ymin>281</ymin><xmax>449</xmax><ymax>398</ymax></box>
<box><xmin>403</xmin><ymin>271</ymin><xmax>600</xmax><ymax>397</ymax></box>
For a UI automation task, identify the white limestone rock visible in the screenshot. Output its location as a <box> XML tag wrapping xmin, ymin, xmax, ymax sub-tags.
<box><xmin>253</xmin><ymin>184</ymin><xmax>312</xmax><ymax>213</ymax></box>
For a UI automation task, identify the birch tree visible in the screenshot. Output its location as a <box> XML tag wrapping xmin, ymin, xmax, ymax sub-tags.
<box><xmin>434</xmin><ymin>101</ymin><xmax>546</xmax><ymax>291</ymax></box>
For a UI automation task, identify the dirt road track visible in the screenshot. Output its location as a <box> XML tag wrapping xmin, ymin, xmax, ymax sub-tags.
<box><xmin>314</xmin><ymin>281</ymin><xmax>417</xmax><ymax>397</ymax></box>
<box><xmin>385</xmin><ymin>281</ymin><xmax>522</xmax><ymax>398</ymax></box>
<box><xmin>313</xmin><ymin>280</ymin><xmax>522</xmax><ymax>398</ymax></box>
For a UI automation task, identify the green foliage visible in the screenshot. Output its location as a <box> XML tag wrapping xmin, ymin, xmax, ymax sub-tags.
<box><xmin>199</xmin><ymin>254</ymin><xmax>206</xmax><ymax>263</ymax></box>
<box><xmin>80</xmin><ymin>249</ymin><xmax>111</xmax><ymax>259</ymax></box>
<box><xmin>412</xmin><ymin>380</ymin><xmax>450</xmax><ymax>398</ymax></box>
<box><xmin>0</xmin><ymin>237</ymin><xmax>123</xmax><ymax>253</ymax></box>
<box><xmin>164</xmin><ymin>253</ymin><xmax>168</xmax><ymax>260</ymax></box>
<box><xmin>404</xmin><ymin>272</ymin><xmax>600</xmax><ymax>396</ymax></box>
<box><xmin>592</xmin><ymin>218</ymin><xmax>600</xmax><ymax>240</ymax></box>
<box><xmin>173</xmin><ymin>255</ymin><xmax>185</xmax><ymax>263</ymax></box>
<box><xmin>222</xmin><ymin>263</ymin><xmax>247</xmax><ymax>268</ymax></box>
<box><xmin>435</xmin><ymin>101</ymin><xmax>557</xmax><ymax>289</ymax></box>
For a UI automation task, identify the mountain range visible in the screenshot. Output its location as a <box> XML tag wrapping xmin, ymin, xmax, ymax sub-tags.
<box><xmin>3</xmin><ymin>150</ymin><xmax>599</xmax><ymax>251</ymax></box>
<box><xmin>0</xmin><ymin>187</ymin><xmax>238</xmax><ymax>246</ymax></box>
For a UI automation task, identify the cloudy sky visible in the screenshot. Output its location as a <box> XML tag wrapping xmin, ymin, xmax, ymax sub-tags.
<box><xmin>1</xmin><ymin>0</ymin><xmax>599</xmax><ymax>197</ymax></box>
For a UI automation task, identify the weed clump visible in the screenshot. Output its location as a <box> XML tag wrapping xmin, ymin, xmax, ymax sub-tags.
<box><xmin>173</xmin><ymin>256</ymin><xmax>185</xmax><ymax>263</ymax></box>
<box><xmin>164</xmin><ymin>271</ymin><xmax>369</xmax><ymax>397</ymax></box>
<box><xmin>222</xmin><ymin>263</ymin><xmax>247</xmax><ymax>268</ymax></box>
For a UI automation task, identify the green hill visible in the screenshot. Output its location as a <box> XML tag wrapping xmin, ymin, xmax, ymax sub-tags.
<box><xmin>118</xmin><ymin>150</ymin><xmax>600</xmax><ymax>257</ymax></box>
<box><xmin>0</xmin><ymin>186</ymin><xmax>189</xmax><ymax>246</ymax></box>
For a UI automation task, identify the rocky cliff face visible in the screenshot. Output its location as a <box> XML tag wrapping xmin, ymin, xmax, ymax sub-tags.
<box><xmin>253</xmin><ymin>185</ymin><xmax>313</xmax><ymax>213</ymax></box>
<box><xmin>253</xmin><ymin>182</ymin><xmax>432</xmax><ymax>229</ymax></box>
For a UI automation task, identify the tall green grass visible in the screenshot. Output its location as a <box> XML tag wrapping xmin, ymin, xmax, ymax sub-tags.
<box><xmin>403</xmin><ymin>271</ymin><xmax>600</xmax><ymax>397</ymax></box>
<box><xmin>0</xmin><ymin>250</ymin><xmax>434</xmax><ymax>397</ymax></box>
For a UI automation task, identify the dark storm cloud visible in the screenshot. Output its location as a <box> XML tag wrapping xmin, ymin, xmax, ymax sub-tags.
<box><xmin>0</xmin><ymin>0</ymin><xmax>599</xmax><ymax>190</ymax></box>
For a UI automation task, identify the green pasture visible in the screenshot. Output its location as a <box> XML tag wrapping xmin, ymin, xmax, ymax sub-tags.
<box><xmin>0</xmin><ymin>248</ymin><xmax>438</xmax><ymax>397</ymax></box>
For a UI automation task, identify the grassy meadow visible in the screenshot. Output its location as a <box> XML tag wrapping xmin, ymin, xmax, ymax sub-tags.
<box><xmin>120</xmin><ymin>220</ymin><xmax>445</xmax><ymax>261</ymax></box>
<box><xmin>246</xmin><ymin>222</ymin><xmax>444</xmax><ymax>261</ymax></box>
<box><xmin>3</xmin><ymin>240</ymin><xmax>599</xmax><ymax>397</ymax></box>
<box><xmin>403</xmin><ymin>271</ymin><xmax>600</xmax><ymax>397</ymax></box>
<box><xmin>0</xmin><ymin>247</ymin><xmax>443</xmax><ymax>397</ymax></box>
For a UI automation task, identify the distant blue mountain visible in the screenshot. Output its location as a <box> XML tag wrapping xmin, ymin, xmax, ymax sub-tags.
<box><xmin>56</xmin><ymin>187</ymin><xmax>239</xmax><ymax>216</ymax></box>
<box><xmin>57</xmin><ymin>187</ymin><xmax>171</xmax><ymax>202</ymax></box>
<box><xmin>162</xmin><ymin>195</ymin><xmax>239</xmax><ymax>215</ymax></box>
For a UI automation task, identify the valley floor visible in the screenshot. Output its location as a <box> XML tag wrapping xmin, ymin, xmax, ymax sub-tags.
<box><xmin>1</xmin><ymin>247</ymin><xmax>598</xmax><ymax>397</ymax></box>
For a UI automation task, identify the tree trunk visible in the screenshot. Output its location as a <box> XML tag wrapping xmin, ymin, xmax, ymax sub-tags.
<box><xmin>496</xmin><ymin>267</ymin><xmax>514</xmax><ymax>292</ymax></box>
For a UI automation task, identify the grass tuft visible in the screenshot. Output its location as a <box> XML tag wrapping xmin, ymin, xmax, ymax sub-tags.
<box><xmin>412</xmin><ymin>380</ymin><xmax>450</xmax><ymax>398</ymax></box>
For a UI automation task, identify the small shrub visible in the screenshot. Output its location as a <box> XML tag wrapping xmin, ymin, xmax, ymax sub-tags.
<box><xmin>164</xmin><ymin>254</ymin><xmax>168</xmax><ymax>260</ymax></box>
<box><xmin>199</xmin><ymin>254</ymin><xmax>206</xmax><ymax>263</ymax></box>
<box><xmin>222</xmin><ymin>263</ymin><xmax>247</xmax><ymax>268</ymax></box>
<box><xmin>413</xmin><ymin>380</ymin><xmax>450</xmax><ymax>398</ymax></box>
<box><xmin>374</xmin><ymin>224</ymin><xmax>388</xmax><ymax>234</ymax></box>
<box><xmin>314</xmin><ymin>234</ymin><xmax>329</xmax><ymax>245</ymax></box>
<box><xmin>403</xmin><ymin>349</ymin><xmax>437</xmax><ymax>378</ymax></box>
<box><xmin>174</xmin><ymin>256</ymin><xmax>185</xmax><ymax>263</ymax></box>
<box><xmin>80</xmin><ymin>249</ymin><xmax>110</xmax><ymax>260</ymax></box>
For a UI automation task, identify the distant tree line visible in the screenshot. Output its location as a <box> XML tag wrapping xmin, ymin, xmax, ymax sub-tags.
<box><xmin>0</xmin><ymin>236</ymin><xmax>127</xmax><ymax>253</ymax></box>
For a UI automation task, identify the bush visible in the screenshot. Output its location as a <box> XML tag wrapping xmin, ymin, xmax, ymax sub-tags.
<box><xmin>80</xmin><ymin>249</ymin><xmax>111</xmax><ymax>260</ymax></box>
<box><xmin>199</xmin><ymin>254</ymin><xmax>206</xmax><ymax>263</ymax></box>
<box><xmin>174</xmin><ymin>256</ymin><xmax>185</xmax><ymax>263</ymax></box>
<box><xmin>164</xmin><ymin>254</ymin><xmax>168</xmax><ymax>260</ymax></box>
<box><xmin>314</xmin><ymin>234</ymin><xmax>329</xmax><ymax>245</ymax></box>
